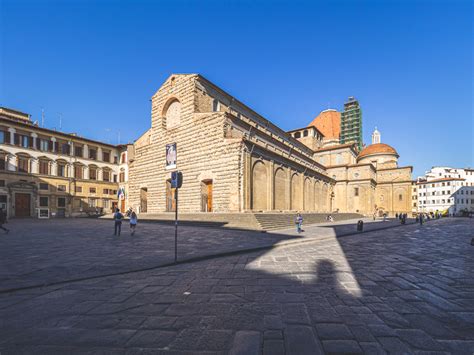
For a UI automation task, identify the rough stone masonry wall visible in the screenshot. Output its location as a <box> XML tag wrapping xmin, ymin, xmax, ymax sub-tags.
<box><xmin>128</xmin><ymin>75</ymin><xmax>243</xmax><ymax>213</ymax></box>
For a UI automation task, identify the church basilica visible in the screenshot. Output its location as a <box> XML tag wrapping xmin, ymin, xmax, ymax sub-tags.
<box><xmin>127</xmin><ymin>74</ymin><xmax>412</xmax><ymax>216</ymax></box>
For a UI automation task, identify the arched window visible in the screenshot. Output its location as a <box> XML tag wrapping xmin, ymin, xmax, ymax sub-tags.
<box><xmin>39</xmin><ymin>159</ymin><xmax>50</xmax><ymax>175</ymax></box>
<box><xmin>164</xmin><ymin>99</ymin><xmax>181</xmax><ymax>129</ymax></box>
<box><xmin>89</xmin><ymin>165</ymin><xmax>98</xmax><ymax>180</ymax></box>
<box><xmin>102</xmin><ymin>169</ymin><xmax>111</xmax><ymax>182</ymax></box>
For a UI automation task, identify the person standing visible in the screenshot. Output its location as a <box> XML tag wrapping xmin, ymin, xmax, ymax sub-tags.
<box><xmin>295</xmin><ymin>213</ymin><xmax>303</xmax><ymax>233</ymax></box>
<box><xmin>129</xmin><ymin>211</ymin><xmax>138</xmax><ymax>236</ymax></box>
<box><xmin>0</xmin><ymin>208</ymin><xmax>9</xmax><ymax>234</ymax></box>
<box><xmin>113</xmin><ymin>208</ymin><xmax>123</xmax><ymax>236</ymax></box>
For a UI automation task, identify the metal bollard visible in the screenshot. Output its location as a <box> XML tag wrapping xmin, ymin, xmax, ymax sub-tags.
<box><xmin>357</xmin><ymin>220</ymin><xmax>363</xmax><ymax>232</ymax></box>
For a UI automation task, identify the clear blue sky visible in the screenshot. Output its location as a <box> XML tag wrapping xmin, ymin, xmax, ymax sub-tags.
<box><xmin>1</xmin><ymin>0</ymin><xmax>472</xmax><ymax>177</ymax></box>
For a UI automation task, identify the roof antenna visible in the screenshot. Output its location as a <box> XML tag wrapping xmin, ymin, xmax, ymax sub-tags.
<box><xmin>59</xmin><ymin>113</ymin><xmax>62</xmax><ymax>130</ymax></box>
<box><xmin>41</xmin><ymin>108</ymin><xmax>45</xmax><ymax>127</ymax></box>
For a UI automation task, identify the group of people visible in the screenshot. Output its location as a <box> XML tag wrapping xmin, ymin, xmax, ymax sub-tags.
<box><xmin>113</xmin><ymin>207</ymin><xmax>138</xmax><ymax>236</ymax></box>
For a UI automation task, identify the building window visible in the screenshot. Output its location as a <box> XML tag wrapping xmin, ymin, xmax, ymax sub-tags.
<box><xmin>75</xmin><ymin>186</ymin><xmax>83</xmax><ymax>193</ymax></box>
<box><xmin>39</xmin><ymin>160</ymin><xmax>49</xmax><ymax>175</ymax></box>
<box><xmin>89</xmin><ymin>149</ymin><xmax>97</xmax><ymax>160</ymax></box>
<box><xmin>303</xmin><ymin>130</ymin><xmax>308</xmax><ymax>137</ymax></box>
<box><xmin>212</xmin><ymin>98</ymin><xmax>220</xmax><ymax>112</ymax></box>
<box><xmin>294</xmin><ymin>132</ymin><xmax>301</xmax><ymax>138</ymax></box>
<box><xmin>39</xmin><ymin>183</ymin><xmax>49</xmax><ymax>191</ymax></box>
<box><xmin>20</xmin><ymin>135</ymin><xmax>29</xmax><ymax>148</ymax></box>
<box><xmin>58</xmin><ymin>185</ymin><xmax>66</xmax><ymax>192</ymax></box>
<box><xmin>89</xmin><ymin>187</ymin><xmax>96</xmax><ymax>194</ymax></box>
<box><xmin>89</xmin><ymin>168</ymin><xmax>97</xmax><ymax>180</ymax></box>
<box><xmin>0</xmin><ymin>156</ymin><xmax>5</xmax><ymax>171</ymax></box>
<box><xmin>61</xmin><ymin>143</ymin><xmax>70</xmax><ymax>155</ymax></box>
<box><xmin>399</xmin><ymin>194</ymin><xmax>403</xmax><ymax>201</ymax></box>
<box><xmin>121</xmin><ymin>153</ymin><xmax>126</xmax><ymax>163</ymax></box>
<box><xmin>113</xmin><ymin>174</ymin><xmax>117</xmax><ymax>183</ymax></box>
<box><xmin>103</xmin><ymin>199</ymin><xmax>109</xmax><ymax>209</ymax></box>
<box><xmin>74</xmin><ymin>165</ymin><xmax>83</xmax><ymax>179</ymax></box>
<box><xmin>74</xmin><ymin>146</ymin><xmax>83</xmax><ymax>157</ymax></box>
<box><xmin>119</xmin><ymin>171</ymin><xmax>125</xmax><ymax>183</ymax></box>
<box><xmin>39</xmin><ymin>196</ymin><xmax>49</xmax><ymax>207</ymax></box>
<box><xmin>18</xmin><ymin>157</ymin><xmax>29</xmax><ymax>173</ymax></box>
<box><xmin>354</xmin><ymin>187</ymin><xmax>359</xmax><ymax>196</ymax></box>
<box><xmin>40</xmin><ymin>139</ymin><xmax>49</xmax><ymax>152</ymax></box>
<box><xmin>57</xmin><ymin>197</ymin><xmax>66</xmax><ymax>208</ymax></box>
<box><xmin>88</xmin><ymin>198</ymin><xmax>97</xmax><ymax>207</ymax></box>
<box><xmin>103</xmin><ymin>170</ymin><xmax>110</xmax><ymax>182</ymax></box>
<box><xmin>57</xmin><ymin>164</ymin><xmax>66</xmax><ymax>177</ymax></box>
<box><xmin>103</xmin><ymin>189</ymin><xmax>109</xmax><ymax>194</ymax></box>
<box><xmin>114</xmin><ymin>156</ymin><xmax>118</xmax><ymax>164</ymax></box>
<box><xmin>0</xmin><ymin>180</ymin><xmax>4</xmax><ymax>187</ymax></box>
<box><xmin>102</xmin><ymin>151</ymin><xmax>110</xmax><ymax>162</ymax></box>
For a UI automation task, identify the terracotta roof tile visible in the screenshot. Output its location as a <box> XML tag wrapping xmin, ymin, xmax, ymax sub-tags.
<box><xmin>358</xmin><ymin>143</ymin><xmax>398</xmax><ymax>159</ymax></box>
<box><xmin>307</xmin><ymin>109</ymin><xmax>341</xmax><ymax>139</ymax></box>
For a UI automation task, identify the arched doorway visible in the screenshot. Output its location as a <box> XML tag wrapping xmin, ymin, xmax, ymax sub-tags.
<box><xmin>273</xmin><ymin>168</ymin><xmax>287</xmax><ymax>210</ymax></box>
<box><xmin>251</xmin><ymin>161</ymin><xmax>268</xmax><ymax>210</ymax></box>
<box><xmin>304</xmin><ymin>178</ymin><xmax>313</xmax><ymax>211</ymax></box>
<box><xmin>321</xmin><ymin>183</ymin><xmax>329</xmax><ymax>212</ymax></box>
<box><xmin>314</xmin><ymin>181</ymin><xmax>321</xmax><ymax>212</ymax></box>
<box><xmin>291</xmin><ymin>173</ymin><xmax>302</xmax><ymax>210</ymax></box>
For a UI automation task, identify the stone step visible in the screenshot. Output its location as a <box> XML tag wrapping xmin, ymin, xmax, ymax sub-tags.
<box><xmin>101</xmin><ymin>212</ymin><xmax>364</xmax><ymax>231</ymax></box>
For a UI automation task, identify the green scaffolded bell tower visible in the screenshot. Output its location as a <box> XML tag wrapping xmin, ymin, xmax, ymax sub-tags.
<box><xmin>340</xmin><ymin>96</ymin><xmax>363</xmax><ymax>151</ymax></box>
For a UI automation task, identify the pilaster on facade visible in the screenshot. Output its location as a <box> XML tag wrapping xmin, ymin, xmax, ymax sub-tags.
<box><xmin>51</xmin><ymin>137</ymin><xmax>57</xmax><ymax>153</ymax></box>
<box><xmin>31</xmin><ymin>132</ymin><xmax>38</xmax><ymax>148</ymax></box>
<box><xmin>7</xmin><ymin>154</ymin><xmax>16</xmax><ymax>171</ymax></box>
<box><xmin>8</xmin><ymin>128</ymin><xmax>15</xmax><ymax>144</ymax></box>
<box><xmin>30</xmin><ymin>158</ymin><xmax>39</xmax><ymax>174</ymax></box>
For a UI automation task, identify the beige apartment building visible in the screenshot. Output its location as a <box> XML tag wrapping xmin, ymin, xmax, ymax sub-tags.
<box><xmin>0</xmin><ymin>107</ymin><xmax>129</xmax><ymax>218</ymax></box>
<box><xmin>127</xmin><ymin>74</ymin><xmax>412</xmax><ymax>216</ymax></box>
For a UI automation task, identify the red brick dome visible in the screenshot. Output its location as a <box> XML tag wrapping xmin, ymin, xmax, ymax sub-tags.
<box><xmin>358</xmin><ymin>143</ymin><xmax>398</xmax><ymax>159</ymax></box>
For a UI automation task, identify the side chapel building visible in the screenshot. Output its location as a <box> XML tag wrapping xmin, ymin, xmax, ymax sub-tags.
<box><xmin>127</xmin><ymin>74</ymin><xmax>413</xmax><ymax>216</ymax></box>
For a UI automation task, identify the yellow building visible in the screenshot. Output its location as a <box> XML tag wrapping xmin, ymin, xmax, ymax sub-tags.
<box><xmin>0</xmin><ymin>107</ymin><xmax>128</xmax><ymax>218</ymax></box>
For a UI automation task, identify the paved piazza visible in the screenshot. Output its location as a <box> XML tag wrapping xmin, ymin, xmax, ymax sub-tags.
<box><xmin>0</xmin><ymin>218</ymin><xmax>473</xmax><ymax>354</ymax></box>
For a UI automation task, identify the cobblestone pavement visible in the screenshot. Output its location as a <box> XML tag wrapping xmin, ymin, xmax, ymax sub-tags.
<box><xmin>0</xmin><ymin>218</ymin><xmax>473</xmax><ymax>354</ymax></box>
<box><xmin>0</xmin><ymin>217</ymin><xmax>411</xmax><ymax>292</ymax></box>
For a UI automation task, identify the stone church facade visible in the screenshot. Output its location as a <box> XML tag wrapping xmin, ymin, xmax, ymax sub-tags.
<box><xmin>128</xmin><ymin>74</ymin><xmax>412</xmax><ymax>216</ymax></box>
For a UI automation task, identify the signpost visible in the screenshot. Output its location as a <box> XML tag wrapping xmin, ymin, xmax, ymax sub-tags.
<box><xmin>171</xmin><ymin>171</ymin><xmax>183</xmax><ymax>263</ymax></box>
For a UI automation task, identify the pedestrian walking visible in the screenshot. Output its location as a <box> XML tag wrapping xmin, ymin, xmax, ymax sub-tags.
<box><xmin>295</xmin><ymin>213</ymin><xmax>303</xmax><ymax>233</ymax></box>
<box><xmin>113</xmin><ymin>208</ymin><xmax>123</xmax><ymax>236</ymax></box>
<box><xmin>0</xmin><ymin>207</ymin><xmax>9</xmax><ymax>234</ymax></box>
<box><xmin>129</xmin><ymin>211</ymin><xmax>138</xmax><ymax>236</ymax></box>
